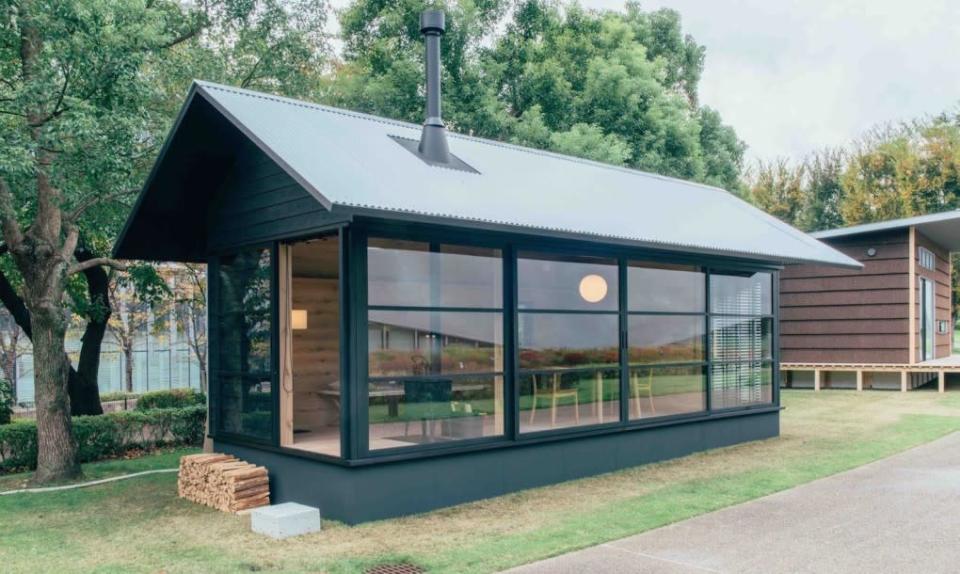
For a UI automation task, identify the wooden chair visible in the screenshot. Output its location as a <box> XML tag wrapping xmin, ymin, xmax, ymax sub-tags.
<box><xmin>631</xmin><ymin>371</ymin><xmax>656</xmax><ymax>418</ymax></box>
<box><xmin>529</xmin><ymin>373</ymin><xmax>580</xmax><ymax>427</ymax></box>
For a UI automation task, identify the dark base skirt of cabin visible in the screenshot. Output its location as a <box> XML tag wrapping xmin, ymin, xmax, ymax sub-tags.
<box><xmin>216</xmin><ymin>409</ymin><xmax>778</xmax><ymax>524</ymax></box>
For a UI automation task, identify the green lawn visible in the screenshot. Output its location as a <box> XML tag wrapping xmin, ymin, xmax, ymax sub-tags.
<box><xmin>3</xmin><ymin>390</ymin><xmax>960</xmax><ymax>573</ymax></box>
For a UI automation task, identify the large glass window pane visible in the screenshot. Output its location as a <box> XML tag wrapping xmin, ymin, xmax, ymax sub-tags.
<box><xmin>711</xmin><ymin>317</ymin><xmax>772</xmax><ymax>362</ymax></box>
<box><xmin>710</xmin><ymin>271</ymin><xmax>772</xmax><ymax>315</ymax></box>
<box><xmin>629</xmin><ymin>365</ymin><xmax>705</xmax><ymax>420</ymax></box>
<box><xmin>628</xmin><ymin>315</ymin><xmax>704</xmax><ymax>364</ymax></box>
<box><xmin>711</xmin><ymin>361</ymin><xmax>773</xmax><ymax>408</ymax></box>
<box><xmin>216</xmin><ymin>247</ymin><xmax>273</xmax><ymax>440</ymax></box>
<box><xmin>628</xmin><ymin>262</ymin><xmax>704</xmax><ymax>312</ymax></box>
<box><xmin>519</xmin><ymin>314</ymin><xmax>619</xmax><ymax>369</ymax></box>
<box><xmin>368</xmin><ymin>375</ymin><xmax>504</xmax><ymax>450</ymax></box>
<box><xmin>519</xmin><ymin>368</ymin><xmax>620</xmax><ymax>433</ymax></box>
<box><xmin>368</xmin><ymin>239</ymin><xmax>502</xmax><ymax>308</ymax></box>
<box><xmin>518</xmin><ymin>253</ymin><xmax>618</xmax><ymax>311</ymax></box>
<box><xmin>368</xmin><ymin>311</ymin><xmax>504</xmax><ymax>376</ymax></box>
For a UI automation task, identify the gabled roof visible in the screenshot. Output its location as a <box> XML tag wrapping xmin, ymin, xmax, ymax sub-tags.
<box><xmin>813</xmin><ymin>210</ymin><xmax>960</xmax><ymax>251</ymax></box>
<box><xmin>114</xmin><ymin>81</ymin><xmax>861</xmax><ymax>269</ymax></box>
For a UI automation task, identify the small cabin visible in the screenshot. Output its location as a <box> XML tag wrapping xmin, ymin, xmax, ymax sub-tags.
<box><xmin>780</xmin><ymin>212</ymin><xmax>960</xmax><ymax>392</ymax></box>
<box><xmin>112</xmin><ymin>13</ymin><xmax>856</xmax><ymax>524</ymax></box>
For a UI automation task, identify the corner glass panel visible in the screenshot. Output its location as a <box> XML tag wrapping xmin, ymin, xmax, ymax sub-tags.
<box><xmin>215</xmin><ymin>247</ymin><xmax>274</xmax><ymax>440</ymax></box>
<box><xmin>518</xmin><ymin>253</ymin><xmax>618</xmax><ymax>311</ymax></box>
<box><xmin>710</xmin><ymin>271</ymin><xmax>772</xmax><ymax>315</ymax></box>
<box><xmin>627</xmin><ymin>262</ymin><xmax>705</xmax><ymax>312</ymax></box>
<box><xmin>628</xmin><ymin>365</ymin><xmax>705</xmax><ymax>420</ymax></box>
<box><xmin>628</xmin><ymin>315</ymin><xmax>704</xmax><ymax>364</ymax></box>
<box><xmin>711</xmin><ymin>361</ymin><xmax>773</xmax><ymax>408</ymax></box>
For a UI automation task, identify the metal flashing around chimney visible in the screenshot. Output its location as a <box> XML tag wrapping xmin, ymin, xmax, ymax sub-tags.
<box><xmin>391</xmin><ymin>135</ymin><xmax>479</xmax><ymax>174</ymax></box>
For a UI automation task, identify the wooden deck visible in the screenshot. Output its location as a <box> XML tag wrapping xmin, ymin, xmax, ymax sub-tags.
<box><xmin>781</xmin><ymin>357</ymin><xmax>960</xmax><ymax>393</ymax></box>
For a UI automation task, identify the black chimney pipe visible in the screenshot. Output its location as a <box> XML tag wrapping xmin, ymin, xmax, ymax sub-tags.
<box><xmin>418</xmin><ymin>10</ymin><xmax>451</xmax><ymax>164</ymax></box>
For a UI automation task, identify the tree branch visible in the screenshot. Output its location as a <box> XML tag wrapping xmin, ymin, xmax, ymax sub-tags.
<box><xmin>67</xmin><ymin>257</ymin><xmax>129</xmax><ymax>276</ymax></box>
<box><xmin>66</xmin><ymin>187</ymin><xmax>138</xmax><ymax>222</ymax></box>
<box><xmin>0</xmin><ymin>177</ymin><xmax>24</xmax><ymax>250</ymax></box>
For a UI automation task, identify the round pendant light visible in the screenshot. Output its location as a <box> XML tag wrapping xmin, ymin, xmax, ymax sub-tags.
<box><xmin>578</xmin><ymin>274</ymin><xmax>608</xmax><ymax>303</ymax></box>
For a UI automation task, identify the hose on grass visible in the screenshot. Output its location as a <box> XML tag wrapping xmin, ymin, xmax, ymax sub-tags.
<box><xmin>0</xmin><ymin>468</ymin><xmax>178</xmax><ymax>495</ymax></box>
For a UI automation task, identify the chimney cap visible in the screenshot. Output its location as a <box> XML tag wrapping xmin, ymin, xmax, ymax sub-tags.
<box><xmin>420</xmin><ymin>10</ymin><xmax>445</xmax><ymax>35</ymax></box>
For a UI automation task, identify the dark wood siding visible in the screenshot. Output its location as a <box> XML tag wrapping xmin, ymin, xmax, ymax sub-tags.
<box><xmin>780</xmin><ymin>230</ymin><xmax>911</xmax><ymax>363</ymax></box>
<box><xmin>207</xmin><ymin>141</ymin><xmax>342</xmax><ymax>251</ymax></box>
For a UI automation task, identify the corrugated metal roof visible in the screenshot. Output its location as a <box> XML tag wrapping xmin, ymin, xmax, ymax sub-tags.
<box><xmin>154</xmin><ymin>81</ymin><xmax>862</xmax><ymax>268</ymax></box>
<box><xmin>813</xmin><ymin>210</ymin><xmax>960</xmax><ymax>251</ymax></box>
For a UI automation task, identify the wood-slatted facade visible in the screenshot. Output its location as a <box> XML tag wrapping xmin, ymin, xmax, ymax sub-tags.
<box><xmin>780</xmin><ymin>226</ymin><xmax>953</xmax><ymax>365</ymax></box>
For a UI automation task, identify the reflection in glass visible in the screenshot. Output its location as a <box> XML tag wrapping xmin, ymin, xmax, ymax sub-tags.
<box><xmin>368</xmin><ymin>311</ymin><xmax>503</xmax><ymax>376</ymax></box>
<box><xmin>628</xmin><ymin>315</ymin><xmax>704</xmax><ymax>364</ymax></box>
<box><xmin>367</xmin><ymin>375</ymin><xmax>504</xmax><ymax>450</ymax></box>
<box><xmin>710</xmin><ymin>272</ymin><xmax>772</xmax><ymax>315</ymax></box>
<box><xmin>628</xmin><ymin>262</ymin><xmax>704</xmax><ymax>312</ymax></box>
<box><xmin>629</xmin><ymin>365</ymin><xmax>705</xmax><ymax>420</ymax></box>
<box><xmin>711</xmin><ymin>317</ymin><xmax>772</xmax><ymax>362</ymax></box>
<box><xmin>367</xmin><ymin>239</ymin><xmax>502</xmax><ymax>308</ymax></box>
<box><xmin>519</xmin><ymin>369</ymin><xmax>620</xmax><ymax>432</ymax></box>
<box><xmin>711</xmin><ymin>361</ymin><xmax>773</xmax><ymax>408</ymax></box>
<box><xmin>216</xmin><ymin>247</ymin><xmax>273</xmax><ymax>439</ymax></box>
<box><xmin>518</xmin><ymin>253</ymin><xmax>618</xmax><ymax>311</ymax></box>
<box><xmin>518</xmin><ymin>314</ymin><xmax>619</xmax><ymax>369</ymax></box>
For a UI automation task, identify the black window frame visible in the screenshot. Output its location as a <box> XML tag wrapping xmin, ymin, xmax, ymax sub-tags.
<box><xmin>207</xmin><ymin>219</ymin><xmax>782</xmax><ymax>466</ymax></box>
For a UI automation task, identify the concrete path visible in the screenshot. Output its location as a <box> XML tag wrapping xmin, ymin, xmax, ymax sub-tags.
<box><xmin>504</xmin><ymin>432</ymin><xmax>960</xmax><ymax>574</ymax></box>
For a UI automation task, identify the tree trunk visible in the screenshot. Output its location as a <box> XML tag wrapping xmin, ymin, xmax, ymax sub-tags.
<box><xmin>124</xmin><ymin>344</ymin><xmax>134</xmax><ymax>393</ymax></box>
<box><xmin>70</xmin><ymin>247</ymin><xmax>110</xmax><ymax>415</ymax></box>
<box><xmin>30</xmin><ymin>306</ymin><xmax>81</xmax><ymax>483</ymax></box>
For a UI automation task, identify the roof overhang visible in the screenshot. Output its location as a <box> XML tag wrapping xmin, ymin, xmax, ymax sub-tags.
<box><xmin>813</xmin><ymin>210</ymin><xmax>960</xmax><ymax>252</ymax></box>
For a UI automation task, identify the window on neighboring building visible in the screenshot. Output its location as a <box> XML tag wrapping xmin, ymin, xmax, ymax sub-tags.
<box><xmin>919</xmin><ymin>246</ymin><xmax>936</xmax><ymax>271</ymax></box>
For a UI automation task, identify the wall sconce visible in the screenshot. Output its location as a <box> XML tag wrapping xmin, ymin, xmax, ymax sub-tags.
<box><xmin>578</xmin><ymin>274</ymin><xmax>608</xmax><ymax>303</ymax></box>
<box><xmin>291</xmin><ymin>309</ymin><xmax>308</xmax><ymax>330</ymax></box>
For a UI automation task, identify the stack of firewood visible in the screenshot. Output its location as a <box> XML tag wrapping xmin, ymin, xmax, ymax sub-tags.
<box><xmin>178</xmin><ymin>453</ymin><xmax>270</xmax><ymax>513</ymax></box>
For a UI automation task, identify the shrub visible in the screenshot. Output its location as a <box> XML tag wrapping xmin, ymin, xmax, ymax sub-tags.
<box><xmin>0</xmin><ymin>405</ymin><xmax>206</xmax><ymax>473</ymax></box>
<box><xmin>135</xmin><ymin>389</ymin><xmax>206</xmax><ymax>411</ymax></box>
<box><xmin>99</xmin><ymin>391</ymin><xmax>138</xmax><ymax>403</ymax></box>
<box><xmin>0</xmin><ymin>379</ymin><xmax>13</xmax><ymax>425</ymax></box>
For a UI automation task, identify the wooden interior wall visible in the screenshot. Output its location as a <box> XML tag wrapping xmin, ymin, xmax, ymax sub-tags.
<box><xmin>779</xmin><ymin>229</ymin><xmax>911</xmax><ymax>363</ymax></box>
<box><xmin>291</xmin><ymin>276</ymin><xmax>340</xmax><ymax>432</ymax></box>
<box><xmin>914</xmin><ymin>231</ymin><xmax>953</xmax><ymax>359</ymax></box>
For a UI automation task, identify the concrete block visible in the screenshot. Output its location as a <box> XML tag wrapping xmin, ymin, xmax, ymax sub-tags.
<box><xmin>251</xmin><ymin>502</ymin><xmax>321</xmax><ymax>539</ymax></box>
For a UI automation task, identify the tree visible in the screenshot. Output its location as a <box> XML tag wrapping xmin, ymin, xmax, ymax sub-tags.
<box><xmin>0</xmin><ymin>0</ymin><xmax>331</xmax><ymax>484</ymax></box>
<box><xmin>174</xmin><ymin>264</ymin><xmax>207</xmax><ymax>395</ymax></box>
<box><xmin>746</xmin><ymin>159</ymin><xmax>806</xmax><ymax>227</ymax></box>
<box><xmin>0</xmin><ymin>310</ymin><xmax>22</xmax><ymax>399</ymax></box>
<box><xmin>799</xmin><ymin>148</ymin><xmax>846</xmax><ymax>232</ymax></box>
<box><xmin>330</xmin><ymin>0</ymin><xmax>745</xmax><ymax>191</ymax></box>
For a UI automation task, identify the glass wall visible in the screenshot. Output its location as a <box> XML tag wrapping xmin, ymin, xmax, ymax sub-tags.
<box><xmin>627</xmin><ymin>262</ymin><xmax>707</xmax><ymax>419</ymax></box>
<box><xmin>518</xmin><ymin>253</ymin><xmax>620</xmax><ymax>432</ymax></box>
<box><xmin>710</xmin><ymin>271</ymin><xmax>774</xmax><ymax>408</ymax></box>
<box><xmin>215</xmin><ymin>247</ymin><xmax>274</xmax><ymax>441</ymax></box>
<box><xmin>366</xmin><ymin>239</ymin><xmax>505</xmax><ymax>450</ymax></box>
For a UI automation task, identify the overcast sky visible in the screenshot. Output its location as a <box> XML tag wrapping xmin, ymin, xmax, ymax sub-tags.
<box><xmin>329</xmin><ymin>0</ymin><xmax>960</xmax><ymax>163</ymax></box>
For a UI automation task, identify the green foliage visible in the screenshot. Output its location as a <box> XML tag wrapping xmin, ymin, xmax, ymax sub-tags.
<box><xmin>329</xmin><ymin>0</ymin><xmax>745</xmax><ymax>191</ymax></box>
<box><xmin>0</xmin><ymin>379</ymin><xmax>13</xmax><ymax>425</ymax></box>
<box><xmin>99</xmin><ymin>391</ymin><xmax>139</xmax><ymax>402</ymax></box>
<box><xmin>0</xmin><ymin>405</ymin><xmax>206</xmax><ymax>473</ymax></box>
<box><xmin>135</xmin><ymin>389</ymin><xmax>206</xmax><ymax>411</ymax></box>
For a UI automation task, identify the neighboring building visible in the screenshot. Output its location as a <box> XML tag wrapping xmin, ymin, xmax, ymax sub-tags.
<box><xmin>112</xmin><ymin>12</ymin><xmax>855</xmax><ymax>524</ymax></box>
<box><xmin>780</xmin><ymin>211</ymin><xmax>960</xmax><ymax>392</ymax></box>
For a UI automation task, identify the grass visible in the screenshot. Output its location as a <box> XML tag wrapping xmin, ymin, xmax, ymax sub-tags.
<box><xmin>3</xmin><ymin>390</ymin><xmax>960</xmax><ymax>573</ymax></box>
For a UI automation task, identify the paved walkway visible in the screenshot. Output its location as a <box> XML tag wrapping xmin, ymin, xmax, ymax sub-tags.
<box><xmin>504</xmin><ymin>432</ymin><xmax>960</xmax><ymax>574</ymax></box>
